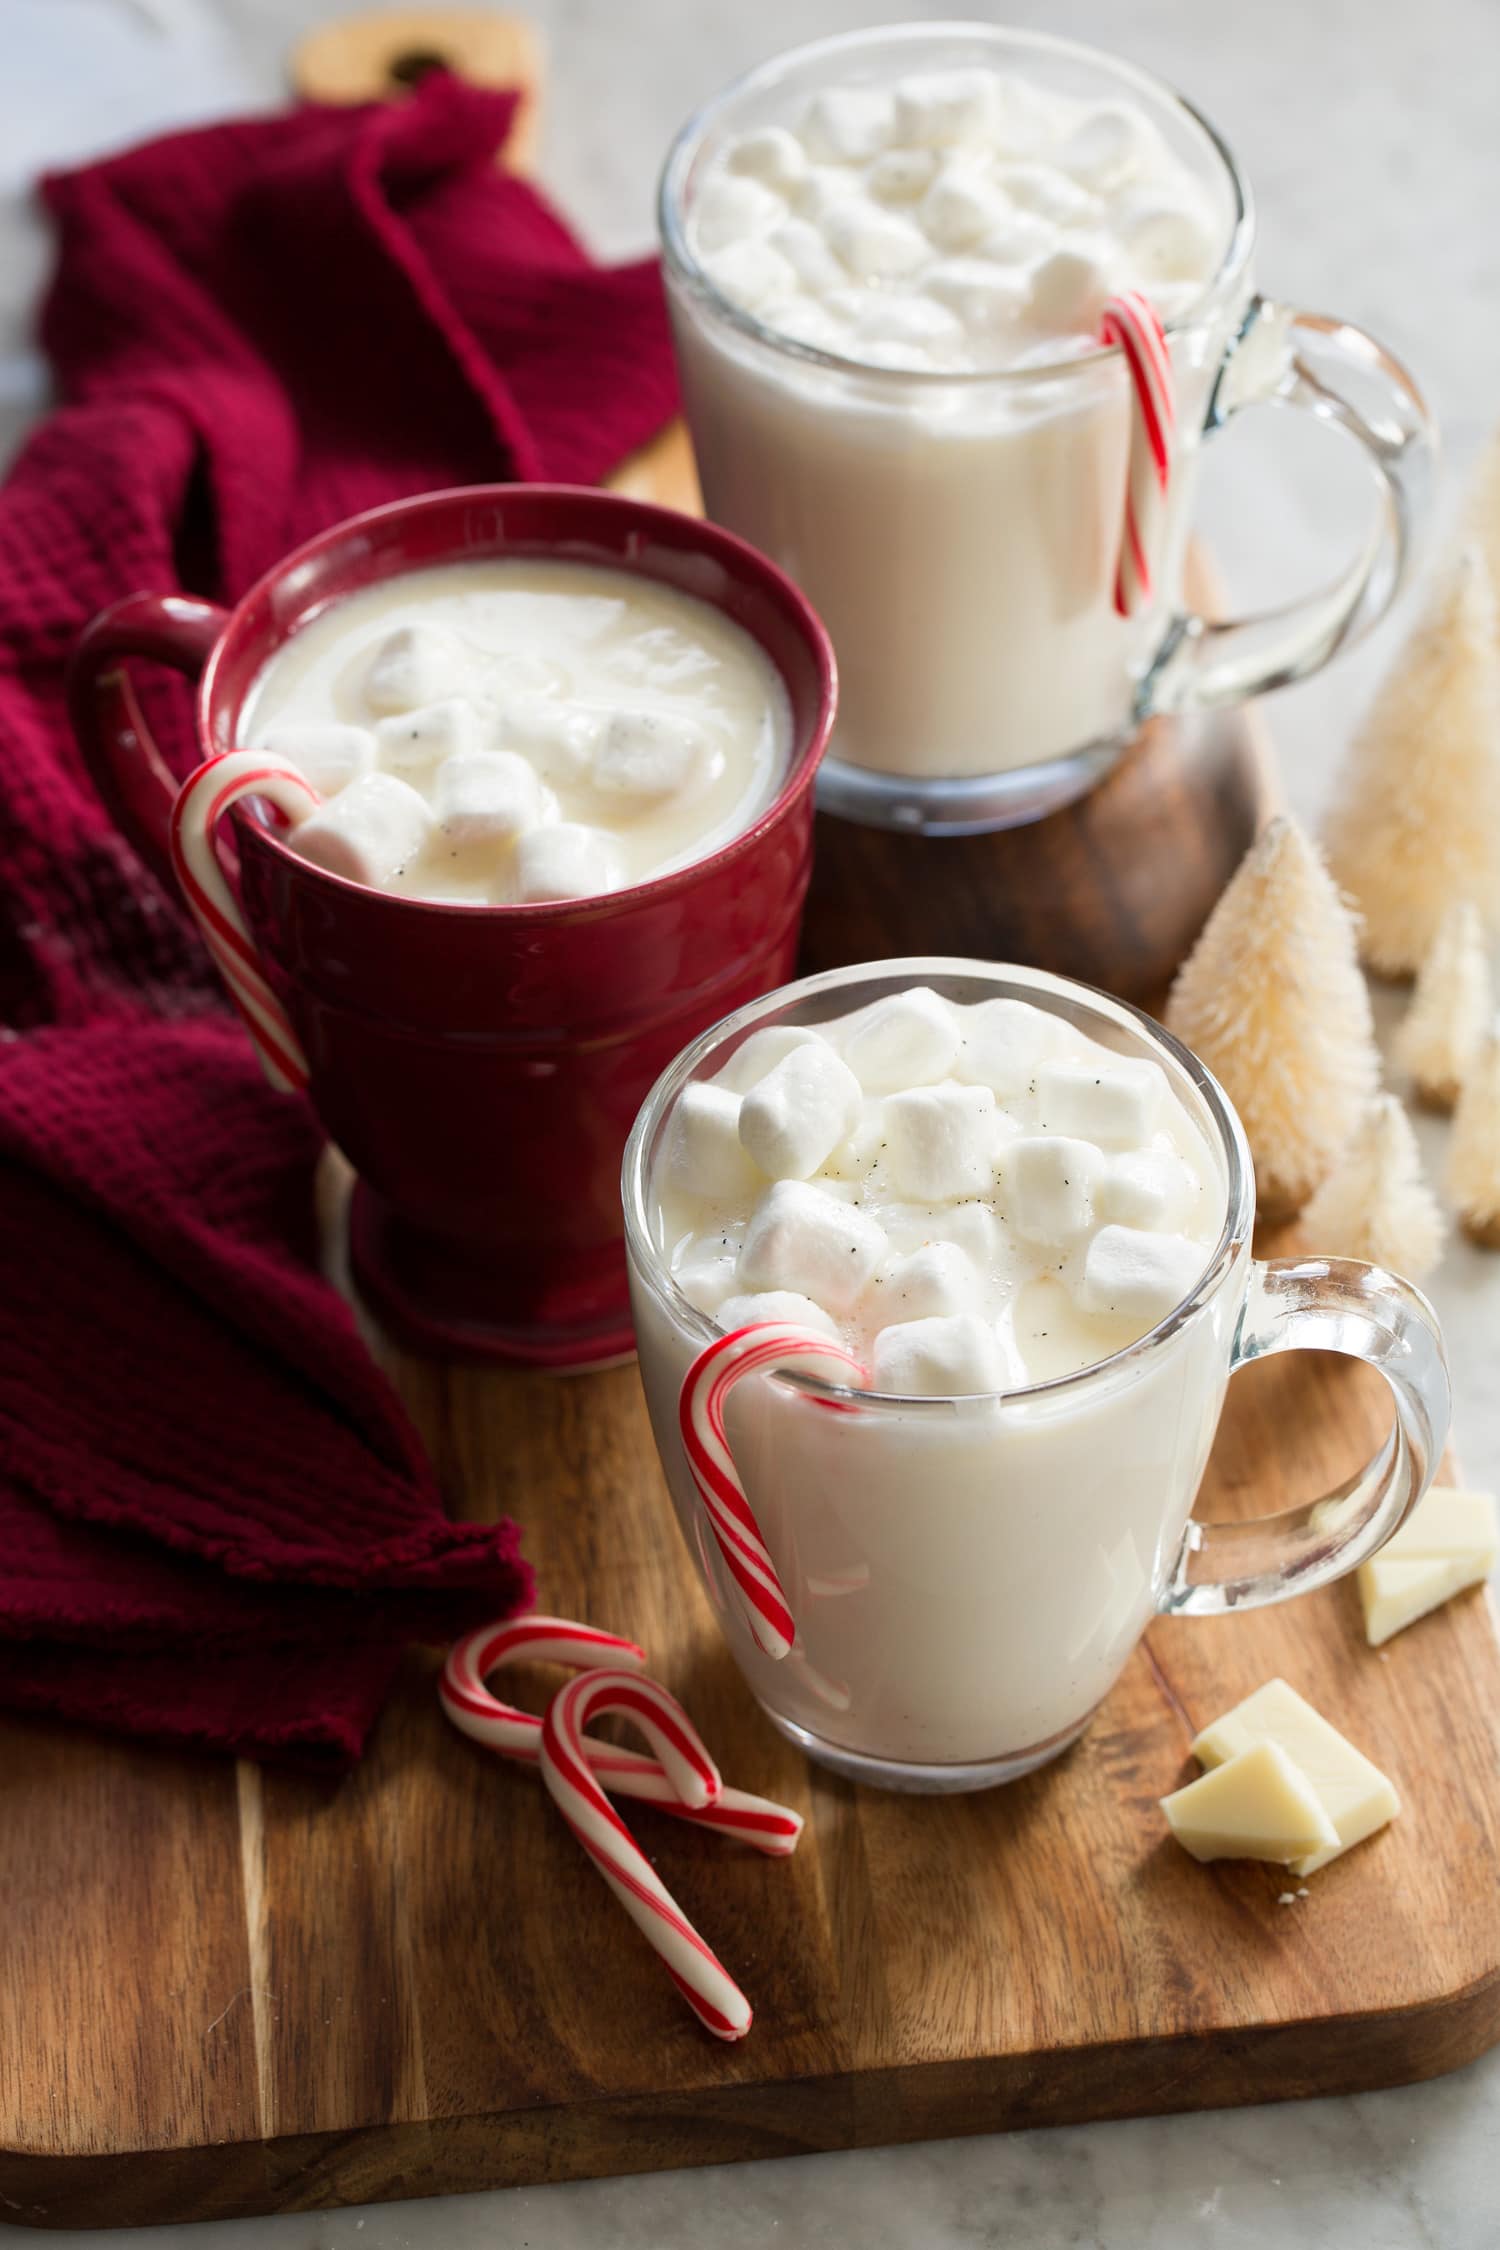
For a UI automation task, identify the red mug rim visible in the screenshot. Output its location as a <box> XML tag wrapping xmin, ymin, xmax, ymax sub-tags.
<box><xmin>197</xmin><ymin>482</ymin><xmax>839</xmax><ymax>920</ymax></box>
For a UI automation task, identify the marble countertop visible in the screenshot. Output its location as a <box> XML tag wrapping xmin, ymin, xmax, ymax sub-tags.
<box><xmin>5</xmin><ymin>1</ymin><xmax>1499</xmax><ymax>2244</ymax></box>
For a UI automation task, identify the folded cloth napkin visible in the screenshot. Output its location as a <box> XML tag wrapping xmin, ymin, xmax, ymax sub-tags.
<box><xmin>0</xmin><ymin>76</ymin><xmax>680</xmax><ymax>1766</ymax></box>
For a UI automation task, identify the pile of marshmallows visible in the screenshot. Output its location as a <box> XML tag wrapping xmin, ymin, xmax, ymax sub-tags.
<box><xmin>694</xmin><ymin>66</ymin><xmax>1219</xmax><ymax>369</ymax></box>
<box><xmin>266</xmin><ymin>623</ymin><xmax>715</xmax><ymax>902</ymax></box>
<box><xmin>665</xmin><ymin>987</ymin><xmax>1210</xmax><ymax>1395</ymax></box>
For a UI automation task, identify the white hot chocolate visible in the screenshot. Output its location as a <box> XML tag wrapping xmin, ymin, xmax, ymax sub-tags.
<box><xmin>242</xmin><ymin>560</ymin><xmax>791</xmax><ymax>903</ymax></box>
<box><xmin>632</xmin><ymin>984</ymin><xmax>1234</xmax><ymax>1769</ymax></box>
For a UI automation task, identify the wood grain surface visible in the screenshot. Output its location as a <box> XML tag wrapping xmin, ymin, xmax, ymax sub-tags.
<box><xmin>2</xmin><ymin>1306</ymin><xmax>1499</xmax><ymax>2228</ymax></box>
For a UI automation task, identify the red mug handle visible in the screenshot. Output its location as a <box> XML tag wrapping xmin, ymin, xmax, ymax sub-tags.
<box><xmin>66</xmin><ymin>592</ymin><xmax>229</xmax><ymax>892</ymax></box>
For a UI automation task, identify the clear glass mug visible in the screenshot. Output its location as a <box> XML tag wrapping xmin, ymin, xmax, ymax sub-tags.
<box><xmin>623</xmin><ymin>962</ymin><xmax>1451</xmax><ymax>1792</ymax></box>
<box><xmin>659</xmin><ymin>24</ymin><xmax>1436</xmax><ymax>832</ymax></box>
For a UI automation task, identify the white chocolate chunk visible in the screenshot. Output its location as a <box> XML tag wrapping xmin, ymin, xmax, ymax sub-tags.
<box><xmin>737</xmin><ymin>1178</ymin><xmax>887</xmax><ymax>1314</ymax></box>
<box><xmin>433</xmin><ymin>751</ymin><xmax>553</xmax><ymax>846</ymax></box>
<box><xmin>726</xmin><ymin>126</ymin><xmax>808</xmax><ymax>193</ymax></box>
<box><xmin>1192</xmin><ymin>1678</ymin><xmax>1399</xmax><ymax>1876</ymax></box>
<box><xmin>1035</xmin><ymin>1056</ymin><xmax>1167</xmax><ymax>1147</ymax></box>
<box><xmin>695</xmin><ymin>173</ymin><xmax>786</xmax><ymax>254</ymax></box>
<box><xmin>872</xmin><ymin>1313</ymin><xmax>1012</xmax><ymax>1398</ymax></box>
<box><xmin>892</xmin><ymin>69</ymin><xmax>996</xmax><ymax>149</ymax></box>
<box><xmin>1094</xmin><ymin>1147</ymin><xmax>1198</xmax><ymax>1234</ymax></box>
<box><xmin>839</xmin><ymin>986</ymin><xmax>961</xmax><ymax>1093</ymax></box>
<box><xmin>799</xmin><ymin>86</ymin><xmax>896</xmax><ymax>164</ymax></box>
<box><xmin>703</xmin><ymin>237</ymin><xmax>798</xmax><ymax>313</ymax></box>
<box><xmin>738</xmin><ymin>1042</ymin><xmax>863</xmax><ymax>1181</ymax></box>
<box><xmin>361</xmin><ymin>623</ymin><xmax>467</xmax><ymax>714</ymax></box>
<box><xmin>882</xmin><ymin>1082</ymin><xmax>1002</xmax><ymax>1200</ymax></box>
<box><xmin>867</xmin><ymin>147</ymin><xmax>940</xmax><ymax>203</ymax></box>
<box><xmin>716</xmin><ymin>1289</ymin><xmax>839</xmax><ymax>1340</ymax></box>
<box><xmin>592</xmin><ymin>710</ymin><xmax>707</xmax><ymax>806</ymax></box>
<box><xmin>291</xmin><ymin>772</ymin><xmax>434</xmax><ymax>887</ymax></box>
<box><xmin>872</xmin><ymin>1240</ymin><xmax>982</xmax><ymax>1323</ymax></box>
<box><xmin>1161</xmin><ymin>1742</ymin><xmax>1340</xmax><ymax>1866</ymax></box>
<box><xmin>1357</xmin><ymin>1487</ymin><xmax>1498</xmax><ymax>1645</ymax></box>
<box><xmin>1002</xmin><ymin>1136</ymin><xmax>1102</xmax><ymax>1246</ymax></box>
<box><xmin>259</xmin><ymin>721</ymin><xmax>375</xmax><ymax>798</ymax></box>
<box><xmin>821</xmin><ymin>199</ymin><xmax>929</xmax><ymax>281</ymax></box>
<box><xmin>664</xmin><ymin>1081</ymin><xmax>764</xmax><ymax>1202</ymax></box>
<box><xmin>513</xmin><ymin>823</ymin><xmax>625</xmax><ymax>903</ymax></box>
<box><xmin>713</xmin><ymin>1024</ymin><xmax>829</xmax><ymax>1094</ymax></box>
<box><xmin>952</xmin><ymin>996</ymin><xmax>1071</xmax><ymax>1097</ymax></box>
<box><xmin>1076</xmin><ymin>1225</ymin><xmax>1204</xmax><ymax>1325</ymax></box>
<box><xmin>375</xmin><ymin>697</ymin><xmax>484</xmax><ymax>774</ymax></box>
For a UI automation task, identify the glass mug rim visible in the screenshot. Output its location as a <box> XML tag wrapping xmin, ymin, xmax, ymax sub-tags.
<box><xmin>657</xmin><ymin>18</ymin><xmax>1257</xmax><ymax>391</ymax></box>
<box><xmin>622</xmin><ymin>956</ymin><xmax>1256</xmax><ymax>1412</ymax></box>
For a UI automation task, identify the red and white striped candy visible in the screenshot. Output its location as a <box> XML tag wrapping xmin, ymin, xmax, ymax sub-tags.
<box><xmin>679</xmin><ymin>1321</ymin><xmax>870</xmax><ymax>1663</ymax></box>
<box><xmin>1099</xmin><ymin>291</ymin><xmax>1176</xmax><ymax>620</ymax></box>
<box><xmin>540</xmin><ymin>1668</ymin><xmax>753</xmax><ymax>2041</ymax></box>
<box><xmin>169</xmin><ymin>750</ymin><xmax>319</xmax><ymax>1094</ymax></box>
<box><xmin>439</xmin><ymin>1613</ymin><xmax>803</xmax><ymax>1855</ymax></box>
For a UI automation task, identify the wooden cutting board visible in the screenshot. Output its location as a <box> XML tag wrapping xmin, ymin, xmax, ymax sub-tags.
<box><xmin>3</xmin><ymin>1310</ymin><xmax>1499</xmax><ymax>2228</ymax></box>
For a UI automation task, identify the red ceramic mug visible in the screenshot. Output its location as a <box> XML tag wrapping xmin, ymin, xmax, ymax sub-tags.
<box><xmin>69</xmin><ymin>485</ymin><xmax>837</xmax><ymax>1366</ymax></box>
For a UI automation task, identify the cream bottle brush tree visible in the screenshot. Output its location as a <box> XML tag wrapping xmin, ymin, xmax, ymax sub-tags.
<box><xmin>1323</xmin><ymin>546</ymin><xmax>1500</xmax><ymax>976</ymax></box>
<box><xmin>1299</xmin><ymin>1094</ymin><xmax>1445</xmax><ymax>1280</ymax></box>
<box><xmin>1393</xmin><ymin>900</ymin><xmax>1494</xmax><ymax>1110</ymax></box>
<box><xmin>1449</xmin><ymin>1020</ymin><xmax>1500</xmax><ymax>1248</ymax></box>
<box><xmin>1165</xmin><ymin>816</ymin><xmax>1380</xmax><ymax>1222</ymax></box>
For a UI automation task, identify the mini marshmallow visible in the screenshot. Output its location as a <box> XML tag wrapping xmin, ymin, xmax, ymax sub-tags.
<box><xmin>881</xmin><ymin>1083</ymin><xmax>1001</xmax><ymax>1201</ymax></box>
<box><xmin>1056</xmin><ymin>105</ymin><xmax>1150</xmax><ymax>194</ymax></box>
<box><xmin>923</xmin><ymin>258</ymin><xmax>1029</xmax><ymax>336</ymax></box>
<box><xmin>953</xmin><ymin>996</ymin><xmax>1071</xmax><ymax>1097</ymax></box>
<box><xmin>713</xmin><ymin>1024</ymin><xmax>830</xmax><ymax>1094</ymax></box>
<box><xmin>874</xmin><ymin>1240</ymin><xmax>982</xmax><ymax>1322</ymax></box>
<box><xmin>258</xmin><ymin>722</ymin><xmax>375</xmax><ymax>797</ymax></box>
<box><xmin>892</xmin><ymin>70</ymin><xmax>996</xmax><ymax>149</ymax></box>
<box><xmin>674</xmin><ymin>1248</ymin><xmax>740</xmax><ymax>1315</ymax></box>
<box><xmin>940</xmin><ymin>1197</ymin><xmax>1004</xmax><ymax>1274</ymax></box>
<box><xmin>840</xmin><ymin>291</ymin><xmax>963</xmax><ymax>352</ymax></box>
<box><xmin>768</xmin><ymin>295</ymin><xmax>844</xmax><ymax>350</ymax></box>
<box><xmin>838</xmin><ymin>986</ymin><xmax>961</xmax><ymax>1093</ymax></box>
<box><xmin>799</xmin><ymin>86</ymin><xmax>896</xmax><ymax>164</ymax></box>
<box><xmin>664</xmin><ymin>1081</ymin><xmax>765</xmax><ymax>1202</ymax></box>
<box><xmin>1076</xmin><ymin>1226</ymin><xmax>1205</xmax><ymax>1325</ymax></box>
<box><xmin>769</xmin><ymin>217</ymin><xmax>849</xmax><ymax>296</ymax></box>
<box><xmin>866</xmin><ymin>147</ymin><xmax>940</xmax><ymax>203</ymax></box>
<box><xmin>996</xmin><ymin>163</ymin><xmax>1099</xmax><ymax>228</ymax></box>
<box><xmin>703</xmin><ymin>236</ymin><xmax>798</xmax><ymax>313</ymax></box>
<box><xmin>737</xmin><ymin>1178</ymin><xmax>888</xmax><ymax>1314</ymax></box>
<box><xmin>871</xmin><ymin>1313</ymin><xmax>1010</xmax><ymax>1397</ymax></box>
<box><xmin>695</xmin><ymin>173</ymin><xmax>786</xmax><ymax>254</ymax></box>
<box><xmin>821</xmin><ymin>198</ymin><xmax>929</xmax><ymax>281</ymax></box>
<box><xmin>497</xmin><ymin>699</ymin><xmax>602</xmax><ymax>784</ymax></box>
<box><xmin>433</xmin><ymin>751</ymin><xmax>553</xmax><ymax>846</ymax></box>
<box><xmin>792</xmin><ymin>166</ymin><xmax>864</xmax><ymax>224</ymax></box>
<box><xmin>1118</xmin><ymin>189</ymin><xmax>1217</xmax><ymax>283</ymax></box>
<box><xmin>974</xmin><ymin>209</ymin><xmax>1058</xmax><ymax>266</ymax></box>
<box><xmin>716</xmin><ymin>1289</ymin><xmax>840</xmax><ymax>1341</ymax></box>
<box><xmin>1034</xmin><ymin>1056</ymin><xmax>1167</xmax><ymax>1148</ymax></box>
<box><xmin>1002</xmin><ymin>1135</ymin><xmax>1103</xmax><ymax>1246</ymax></box>
<box><xmin>738</xmin><ymin>1042</ymin><xmax>863</xmax><ymax>1181</ymax></box>
<box><xmin>1095</xmin><ymin>1148</ymin><xmax>1198</xmax><ymax>1234</ymax></box>
<box><xmin>376</xmin><ymin>697</ymin><xmax>484</xmax><ymax>774</ymax></box>
<box><xmin>292</xmin><ymin>771</ymin><xmax>434</xmax><ymax>888</ymax></box>
<box><xmin>1023</xmin><ymin>243</ymin><xmax>1112</xmax><ymax>337</ymax></box>
<box><xmin>726</xmin><ymin>125</ymin><xmax>809</xmax><ymax>193</ymax></box>
<box><xmin>920</xmin><ymin>166</ymin><xmax>1011</xmax><ymax>252</ymax></box>
<box><xmin>362</xmin><ymin>624</ymin><xmax>466</xmax><ymax>714</ymax></box>
<box><xmin>513</xmin><ymin>823</ymin><xmax>624</xmax><ymax>903</ymax></box>
<box><xmin>591</xmin><ymin>710</ymin><xmax>708</xmax><ymax>806</ymax></box>
<box><xmin>820</xmin><ymin>1104</ymin><xmax>887</xmax><ymax>1182</ymax></box>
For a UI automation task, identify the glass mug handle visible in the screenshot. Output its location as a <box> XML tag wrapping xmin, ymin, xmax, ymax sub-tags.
<box><xmin>1146</xmin><ymin>297</ymin><xmax>1437</xmax><ymax>717</ymax></box>
<box><xmin>1161</xmin><ymin>1256</ymin><xmax>1451</xmax><ymax>1616</ymax></box>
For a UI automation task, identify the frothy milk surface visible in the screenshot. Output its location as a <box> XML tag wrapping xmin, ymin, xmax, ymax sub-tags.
<box><xmin>655</xmin><ymin>989</ymin><xmax>1225</xmax><ymax>1390</ymax></box>
<box><xmin>690</xmin><ymin>66</ymin><xmax>1221</xmax><ymax>374</ymax></box>
<box><xmin>243</xmin><ymin>561</ymin><xmax>791</xmax><ymax>903</ymax></box>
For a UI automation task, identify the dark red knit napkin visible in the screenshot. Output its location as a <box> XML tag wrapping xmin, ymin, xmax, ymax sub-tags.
<box><xmin>0</xmin><ymin>76</ymin><xmax>680</xmax><ymax>1765</ymax></box>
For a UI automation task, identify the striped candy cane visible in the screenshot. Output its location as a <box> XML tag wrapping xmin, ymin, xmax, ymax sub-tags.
<box><xmin>1099</xmin><ymin>291</ymin><xmax>1176</xmax><ymax>619</ymax></box>
<box><xmin>439</xmin><ymin>1613</ymin><xmax>803</xmax><ymax>1855</ymax></box>
<box><xmin>168</xmin><ymin>750</ymin><xmax>319</xmax><ymax>1094</ymax></box>
<box><xmin>679</xmin><ymin>1321</ymin><xmax>870</xmax><ymax>1663</ymax></box>
<box><xmin>539</xmin><ymin>1668</ymin><xmax>753</xmax><ymax>2041</ymax></box>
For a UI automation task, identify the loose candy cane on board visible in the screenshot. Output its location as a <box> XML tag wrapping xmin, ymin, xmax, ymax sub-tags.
<box><xmin>539</xmin><ymin>1668</ymin><xmax>753</xmax><ymax>2041</ymax></box>
<box><xmin>439</xmin><ymin>1614</ymin><xmax>803</xmax><ymax>1855</ymax></box>
<box><xmin>1099</xmin><ymin>291</ymin><xmax>1177</xmax><ymax>620</ymax></box>
<box><xmin>168</xmin><ymin>750</ymin><xmax>319</xmax><ymax>1094</ymax></box>
<box><xmin>678</xmin><ymin>1321</ymin><xmax>870</xmax><ymax>1662</ymax></box>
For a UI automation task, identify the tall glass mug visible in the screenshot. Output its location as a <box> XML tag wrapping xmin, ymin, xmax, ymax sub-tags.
<box><xmin>624</xmin><ymin>964</ymin><xmax>1450</xmax><ymax>1792</ymax></box>
<box><xmin>659</xmin><ymin>25</ymin><xmax>1435</xmax><ymax>830</ymax></box>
